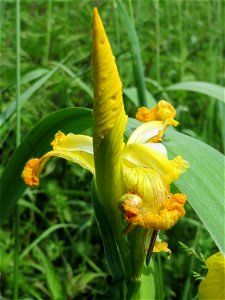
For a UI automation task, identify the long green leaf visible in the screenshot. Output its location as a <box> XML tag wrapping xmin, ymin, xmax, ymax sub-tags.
<box><xmin>52</xmin><ymin>61</ymin><xmax>93</xmax><ymax>99</ymax></box>
<box><xmin>0</xmin><ymin>108</ymin><xmax>92</xmax><ymax>226</ymax></box>
<box><xmin>165</xmin><ymin>81</ymin><xmax>225</xmax><ymax>103</ymax></box>
<box><xmin>117</xmin><ymin>0</ymin><xmax>147</xmax><ymax>107</ymax></box>
<box><xmin>165</xmin><ymin>130</ymin><xmax>225</xmax><ymax>255</ymax></box>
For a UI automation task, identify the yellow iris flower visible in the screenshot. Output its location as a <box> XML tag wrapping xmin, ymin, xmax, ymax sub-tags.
<box><xmin>21</xmin><ymin>8</ymin><xmax>189</xmax><ymax>248</ymax></box>
<box><xmin>198</xmin><ymin>252</ymin><xmax>225</xmax><ymax>300</ymax></box>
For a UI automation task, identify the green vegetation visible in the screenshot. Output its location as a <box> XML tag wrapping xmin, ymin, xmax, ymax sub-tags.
<box><xmin>1</xmin><ymin>1</ymin><xmax>224</xmax><ymax>299</ymax></box>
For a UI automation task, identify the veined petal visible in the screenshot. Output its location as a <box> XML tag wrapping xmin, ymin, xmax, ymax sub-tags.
<box><xmin>122</xmin><ymin>166</ymin><xmax>168</xmax><ymax>214</ymax></box>
<box><xmin>123</xmin><ymin>143</ymin><xmax>189</xmax><ymax>184</ymax></box>
<box><xmin>127</xmin><ymin>121</ymin><xmax>164</xmax><ymax>144</ymax></box>
<box><xmin>92</xmin><ymin>8</ymin><xmax>126</xmax><ymax>151</ymax></box>
<box><xmin>121</xmin><ymin>190</ymin><xmax>187</xmax><ymax>231</ymax></box>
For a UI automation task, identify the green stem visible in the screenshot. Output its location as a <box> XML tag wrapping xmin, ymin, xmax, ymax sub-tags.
<box><xmin>0</xmin><ymin>0</ymin><xmax>5</xmax><ymax>51</ymax></box>
<box><xmin>44</xmin><ymin>0</ymin><xmax>52</xmax><ymax>63</ymax></box>
<box><xmin>155</xmin><ymin>0</ymin><xmax>161</xmax><ymax>84</ymax></box>
<box><xmin>13</xmin><ymin>0</ymin><xmax>21</xmax><ymax>298</ymax></box>
<box><xmin>128</xmin><ymin>0</ymin><xmax>134</xmax><ymax>24</ymax></box>
<box><xmin>178</xmin><ymin>0</ymin><xmax>183</xmax><ymax>81</ymax></box>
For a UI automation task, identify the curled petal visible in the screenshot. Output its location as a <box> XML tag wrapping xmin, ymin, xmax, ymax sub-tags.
<box><xmin>21</xmin><ymin>132</ymin><xmax>95</xmax><ymax>187</ymax></box>
<box><xmin>136</xmin><ymin>100</ymin><xmax>178</xmax><ymax>126</ymax></box>
<box><xmin>21</xmin><ymin>158</ymin><xmax>43</xmax><ymax>187</ymax></box>
<box><xmin>153</xmin><ymin>241</ymin><xmax>171</xmax><ymax>254</ymax></box>
<box><xmin>127</xmin><ymin>121</ymin><xmax>164</xmax><ymax>145</ymax></box>
<box><xmin>122</xmin><ymin>193</ymin><xmax>187</xmax><ymax>230</ymax></box>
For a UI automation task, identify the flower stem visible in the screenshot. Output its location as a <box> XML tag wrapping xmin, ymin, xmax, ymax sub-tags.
<box><xmin>146</xmin><ymin>230</ymin><xmax>158</xmax><ymax>266</ymax></box>
<box><xmin>13</xmin><ymin>0</ymin><xmax>21</xmax><ymax>298</ymax></box>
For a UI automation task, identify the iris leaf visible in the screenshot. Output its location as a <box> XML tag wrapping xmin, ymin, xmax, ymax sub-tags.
<box><xmin>165</xmin><ymin>81</ymin><xmax>224</xmax><ymax>103</ymax></box>
<box><xmin>165</xmin><ymin>129</ymin><xmax>225</xmax><ymax>255</ymax></box>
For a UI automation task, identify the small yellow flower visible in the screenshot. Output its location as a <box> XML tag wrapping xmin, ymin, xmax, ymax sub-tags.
<box><xmin>198</xmin><ymin>252</ymin><xmax>225</xmax><ymax>300</ymax></box>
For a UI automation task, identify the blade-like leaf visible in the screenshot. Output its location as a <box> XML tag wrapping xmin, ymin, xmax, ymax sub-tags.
<box><xmin>165</xmin><ymin>81</ymin><xmax>225</xmax><ymax>103</ymax></box>
<box><xmin>165</xmin><ymin>130</ymin><xmax>225</xmax><ymax>255</ymax></box>
<box><xmin>20</xmin><ymin>68</ymin><xmax>49</xmax><ymax>85</ymax></box>
<box><xmin>0</xmin><ymin>108</ymin><xmax>92</xmax><ymax>226</ymax></box>
<box><xmin>117</xmin><ymin>0</ymin><xmax>148</xmax><ymax>107</ymax></box>
<box><xmin>0</xmin><ymin>66</ymin><xmax>60</xmax><ymax>126</ymax></box>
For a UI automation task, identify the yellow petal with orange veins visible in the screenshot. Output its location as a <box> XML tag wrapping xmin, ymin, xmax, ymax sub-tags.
<box><xmin>153</xmin><ymin>241</ymin><xmax>171</xmax><ymax>254</ymax></box>
<box><xmin>92</xmin><ymin>8</ymin><xmax>127</xmax><ymax>151</ymax></box>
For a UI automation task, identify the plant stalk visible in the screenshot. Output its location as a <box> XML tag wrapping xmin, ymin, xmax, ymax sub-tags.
<box><xmin>13</xmin><ymin>0</ymin><xmax>21</xmax><ymax>298</ymax></box>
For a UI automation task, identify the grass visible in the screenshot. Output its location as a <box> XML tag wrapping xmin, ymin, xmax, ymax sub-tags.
<box><xmin>0</xmin><ymin>0</ymin><xmax>224</xmax><ymax>299</ymax></box>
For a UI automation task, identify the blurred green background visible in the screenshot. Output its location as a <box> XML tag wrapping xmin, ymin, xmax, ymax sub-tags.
<box><xmin>0</xmin><ymin>0</ymin><xmax>224</xmax><ymax>299</ymax></box>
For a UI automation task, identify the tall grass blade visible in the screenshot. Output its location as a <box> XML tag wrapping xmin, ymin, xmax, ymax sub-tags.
<box><xmin>14</xmin><ymin>0</ymin><xmax>21</xmax><ymax>297</ymax></box>
<box><xmin>52</xmin><ymin>62</ymin><xmax>93</xmax><ymax>99</ymax></box>
<box><xmin>0</xmin><ymin>66</ymin><xmax>60</xmax><ymax>126</ymax></box>
<box><xmin>20</xmin><ymin>224</ymin><xmax>79</xmax><ymax>259</ymax></box>
<box><xmin>44</xmin><ymin>0</ymin><xmax>52</xmax><ymax>63</ymax></box>
<box><xmin>117</xmin><ymin>0</ymin><xmax>147</xmax><ymax>106</ymax></box>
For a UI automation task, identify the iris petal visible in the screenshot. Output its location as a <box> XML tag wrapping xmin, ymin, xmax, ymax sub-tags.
<box><xmin>123</xmin><ymin>143</ymin><xmax>189</xmax><ymax>184</ymax></box>
<box><xmin>127</xmin><ymin>121</ymin><xmax>164</xmax><ymax>144</ymax></box>
<box><xmin>21</xmin><ymin>133</ymin><xmax>95</xmax><ymax>187</ymax></box>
